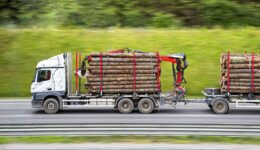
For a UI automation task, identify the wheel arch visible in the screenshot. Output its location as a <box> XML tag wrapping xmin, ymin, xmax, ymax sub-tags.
<box><xmin>211</xmin><ymin>97</ymin><xmax>230</xmax><ymax>114</ymax></box>
<box><xmin>210</xmin><ymin>97</ymin><xmax>229</xmax><ymax>106</ymax></box>
<box><xmin>140</xmin><ymin>97</ymin><xmax>157</xmax><ymax>107</ymax></box>
<box><xmin>115</xmin><ymin>95</ymin><xmax>157</xmax><ymax>108</ymax></box>
<box><xmin>43</xmin><ymin>94</ymin><xmax>63</xmax><ymax>109</ymax></box>
<box><xmin>115</xmin><ymin>96</ymin><xmax>131</xmax><ymax>108</ymax></box>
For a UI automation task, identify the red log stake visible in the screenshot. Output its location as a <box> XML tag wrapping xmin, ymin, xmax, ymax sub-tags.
<box><xmin>227</xmin><ymin>51</ymin><xmax>231</xmax><ymax>93</ymax></box>
<box><xmin>133</xmin><ymin>52</ymin><xmax>136</xmax><ymax>93</ymax></box>
<box><xmin>76</xmin><ymin>52</ymin><xmax>79</xmax><ymax>95</ymax></box>
<box><xmin>156</xmin><ymin>52</ymin><xmax>161</xmax><ymax>92</ymax></box>
<box><xmin>99</xmin><ymin>52</ymin><xmax>103</xmax><ymax>95</ymax></box>
<box><xmin>252</xmin><ymin>52</ymin><xmax>255</xmax><ymax>92</ymax></box>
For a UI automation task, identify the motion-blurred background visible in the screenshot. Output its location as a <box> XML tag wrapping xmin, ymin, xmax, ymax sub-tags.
<box><xmin>0</xmin><ymin>0</ymin><xmax>259</xmax><ymax>97</ymax></box>
<box><xmin>1</xmin><ymin>0</ymin><xmax>260</xmax><ymax>28</ymax></box>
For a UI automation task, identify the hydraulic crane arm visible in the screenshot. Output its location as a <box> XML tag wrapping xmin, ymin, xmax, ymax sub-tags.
<box><xmin>160</xmin><ymin>53</ymin><xmax>188</xmax><ymax>86</ymax></box>
<box><xmin>160</xmin><ymin>53</ymin><xmax>188</xmax><ymax>104</ymax></box>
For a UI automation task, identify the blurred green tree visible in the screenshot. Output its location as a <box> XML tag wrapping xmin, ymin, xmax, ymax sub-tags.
<box><xmin>152</xmin><ymin>13</ymin><xmax>182</xmax><ymax>27</ymax></box>
<box><xmin>0</xmin><ymin>0</ymin><xmax>259</xmax><ymax>28</ymax></box>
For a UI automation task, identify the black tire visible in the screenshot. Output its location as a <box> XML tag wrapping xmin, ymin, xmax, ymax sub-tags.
<box><xmin>118</xmin><ymin>98</ymin><xmax>134</xmax><ymax>114</ymax></box>
<box><xmin>43</xmin><ymin>98</ymin><xmax>59</xmax><ymax>114</ymax></box>
<box><xmin>138</xmin><ymin>98</ymin><xmax>154</xmax><ymax>114</ymax></box>
<box><xmin>212</xmin><ymin>100</ymin><xmax>229</xmax><ymax>114</ymax></box>
<box><xmin>208</xmin><ymin>104</ymin><xmax>213</xmax><ymax>111</ymax></box>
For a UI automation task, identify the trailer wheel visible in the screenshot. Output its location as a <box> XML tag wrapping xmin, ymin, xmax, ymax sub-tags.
<box><xmin>212</xmin><ymin>100</ymin><xmax>229</xmax><ymax>114</ymax></box>
<box><xmin>138</xmin><ymin>98</ymin><xmax>154</xmax><ymax>114</ymax></box>
<box><xmin>43</xmin><ymin>98</ymin><xmax>59</xmax><ymax>114</ymax></box>
<box><xmin>118</xmin><ymin>98</ymin><xmax>134</xmax><ymax>114</ymax></box>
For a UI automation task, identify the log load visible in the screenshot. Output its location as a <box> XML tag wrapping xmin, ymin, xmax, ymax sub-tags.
<box><xmin>220</xmin><ymin>53</ymin><xmax>260</xmax><ymax>94</ymax></box>
<box><xmin>85</xmin><ymin>52</ymin><xmax>161</xmax><ymax>95</ymax></box>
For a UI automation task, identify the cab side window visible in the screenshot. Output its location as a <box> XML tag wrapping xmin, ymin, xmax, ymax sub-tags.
<box><xmin>37</xmin><ymin>70</ymin><xmax>51</xmax><ymax>82</ymax></box>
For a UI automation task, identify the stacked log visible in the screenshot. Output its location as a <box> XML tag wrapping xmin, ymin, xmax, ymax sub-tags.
<box><xmin>220</xmin><ymin>53</ymin><xmax>260</xmax><ymax>94</ymax></box>
<box><xmin>85</xmin><ymin>52</ymin><xmax>161</xmax><ymax>95</ymax></box>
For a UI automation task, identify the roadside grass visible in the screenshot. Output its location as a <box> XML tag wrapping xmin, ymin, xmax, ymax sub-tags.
<box><xmin>0</xmin><ymin>28</ymin><xmax>259</xmax><ymax>97</ymax></box>
<box><xmin>0</xmin><ymin>136</ymin><xmax>260</xmax><ymax>144</ymax></box>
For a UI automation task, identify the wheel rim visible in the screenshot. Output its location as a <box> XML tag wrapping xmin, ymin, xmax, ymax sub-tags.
<box><xmin>216</xmin><ymin>103</ymin><xmax>225</xmax><ymax>112</ymax></box>
<box><xmin>122</xmin><ymin>102</ymin><xmax>129</xmax><ymax>109</ymax></box>
<box><xmin>47</xmin><ymin>103</ymin><xmax>55</xmax><ymax>110</ymax></box>
<box><xmin>139</xmin><ymin>99</ymin><xmax>153</xmax><ymax>113</ymax></box>
<box><xmin>142</xmin><ymin>102</ymin><xmax>149</xmax><ymax>109</ymax></box>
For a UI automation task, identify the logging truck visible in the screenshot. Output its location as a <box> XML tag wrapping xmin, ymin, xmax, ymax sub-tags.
<box><xmin>31</xmin><ymin>49</ymin><xmax>260</xmax><ymax>114</ymax></box>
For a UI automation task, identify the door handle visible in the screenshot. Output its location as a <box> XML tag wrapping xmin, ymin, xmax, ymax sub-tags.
<box><xmin>47</xmin><ymin>88</ymin><xmax>52</xmax><ymax>91</ymax></box>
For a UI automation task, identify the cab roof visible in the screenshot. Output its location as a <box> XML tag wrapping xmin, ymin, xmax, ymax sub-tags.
<box><xmin>36</xmin><ymin>53</ymin><xmax>65</xmax><ymax>68</ymax></box>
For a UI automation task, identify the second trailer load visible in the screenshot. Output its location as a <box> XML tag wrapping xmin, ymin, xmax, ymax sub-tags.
<box><xmin>220</xmin><ymin>53</ymin><xmax>260</xmax><ymax>94</ymax></box>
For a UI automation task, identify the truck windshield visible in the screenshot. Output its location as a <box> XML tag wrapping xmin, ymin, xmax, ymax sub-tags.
<box><xmin>32</xmin><ymin>69</ymin><xmax>37</xmax><ymax>82</ymax></box>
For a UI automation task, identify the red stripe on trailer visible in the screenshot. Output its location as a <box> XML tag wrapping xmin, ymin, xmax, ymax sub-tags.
<box><xmin>227</xmin><ymin>51</ymin><xmax>231</xmax><ymax>93</ymax></box>
<box><xmin>99</xmin><ymin>52</ymin><xmax>103</xmax><ymax>95</ymax></box>
<box><xmin>79</xmin><ymin>52</ymin><xmax>81</xmax><ymax>94</ymax></box>
<box><xmin>75</xmin><ymin>52</ymin><xmax>79</xmax><ymax>95</ymax></box>
<box><xmin>156</xmin><ymin>52</ymin><xmax>161</xmax><ymax>92</ymax></box>
<box><xmin>133</xmin><ymin>52</ymin><xmax>136</xmax><ymax>92</ymax></box>
<box><xmin>251</xmin><ymin>52</ymin><xmax>255</xmax><ymax>92</ymax></box>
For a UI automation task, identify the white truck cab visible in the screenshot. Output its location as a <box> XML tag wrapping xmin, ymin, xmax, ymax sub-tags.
<box><xmin>31</xmin><ymin>53</ymin><xmax>69</xmax><ymax>113</ymax></box>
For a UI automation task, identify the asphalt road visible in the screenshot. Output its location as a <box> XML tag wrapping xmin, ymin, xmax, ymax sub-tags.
<box><xmin>1</xmin><ymin>99</ymin><xmax>260</xmax><ymax>136</ymax></box>
<box><xmin>2</xmin><ymin>143</ymin><xmax>260</xmax><ymax>150</ymax></box>
<box><xmin>1</xmin><ymin>99</ymin><xmax>260</xmax><ymax>125</ymax></box>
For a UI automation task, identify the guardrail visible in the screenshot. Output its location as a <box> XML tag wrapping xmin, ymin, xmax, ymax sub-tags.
<box><xmin>1</xmin><ymin>123</ymin><xmax>260</xmax><ymax>136</ymax></box>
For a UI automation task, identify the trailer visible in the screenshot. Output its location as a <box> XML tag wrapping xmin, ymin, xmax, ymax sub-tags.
<box><xmin>199</xmin><ymin>88</ymin><xmax>260</xmax><ymax>114</ymax></box>
<box><xmin>31</xmin><ymin>49</ymin><xmax>260</xmax><ymax>114</ymax></box>
<box><xmin>201</xmin><ymin>52</ymin><xmax>260</xmax><ymax>114</ymax></box>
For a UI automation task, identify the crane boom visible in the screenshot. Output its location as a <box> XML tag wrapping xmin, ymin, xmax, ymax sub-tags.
<box><xmin>160</xmin><ymin>53</ymin><xmax>188</xmax><ymax>86</ymax></box>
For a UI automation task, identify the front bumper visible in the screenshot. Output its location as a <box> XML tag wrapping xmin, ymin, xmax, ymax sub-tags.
<box><xmin>31</xmin><ymin>93</ymin><xmax>43</xmax><ymax>108</ymax></box>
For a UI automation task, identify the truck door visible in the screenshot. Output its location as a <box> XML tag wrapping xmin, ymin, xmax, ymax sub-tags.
<box><xmin>31</xmin><ymin>68</ymin><xmax>66</xmax><ymax>93</ymax></box>
<box><xmin>33</xmin><ymin>69</ymin><xmax>54</xmax><ymax>93</ymax></box>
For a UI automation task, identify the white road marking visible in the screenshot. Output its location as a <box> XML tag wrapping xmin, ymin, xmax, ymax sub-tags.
<box><xmin>0</xmin><ymin>103</ymin><xmax>29</xmax><ymax>104</ymax></box>
<box><xmin>0</xmin><ymin>100</ymin><xmax>30</xmax><ymax>102</ymax></box>
<box><xmin>2</xmin><ymin>128</ymin><xmax>260</xmax><ymax>132</ymax></box>
<box><xmin>0</xmin><ymin>107</ymin><xmax>32</xmax><ymax>110</ymax></box>
<box><xmin>2</xmin><ymin>143</ymin><xmax>260</xmax><ymax>150</ymax></box>
<box><xmin>0</xmin><ymin>115</ymin><xmax>33</xmax><ymax>118</ymax></box>
<box><xmin>0</xmin><ymin>114</ymin><xmax>260</xmax><ymax>118</ymax></box>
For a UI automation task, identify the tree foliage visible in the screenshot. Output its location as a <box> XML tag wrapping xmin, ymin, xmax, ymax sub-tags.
<box><xmin>0</xmin><ymin>0</ymin><xmax>259</xmax><ymax>28</ymax></box>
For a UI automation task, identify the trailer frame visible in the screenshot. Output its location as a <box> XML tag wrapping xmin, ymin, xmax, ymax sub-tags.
<box><xmin>201</xmin><ymin>88</ymin><xmax>260</xmax><ymax>114</ymax></box>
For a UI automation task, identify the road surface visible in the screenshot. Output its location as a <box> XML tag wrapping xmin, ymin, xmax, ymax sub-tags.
<box><xmin>1</xmin><ymin>99</ymin><xmax>260</xmax><ymax>124</ymax></box>
<box><xmin>1</xmin><ymin>99</ymin><xmax>260</xmax><ymax>136</ymax></box>
<box><xmin>1</xmin><ymin>143</ymin><xmax>260</xmax><ymax>150</ymax></box>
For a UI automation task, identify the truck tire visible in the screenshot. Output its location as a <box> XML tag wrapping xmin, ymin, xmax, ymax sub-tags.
<box><xmin>208</xmin><ymin>104</ymin><xmax>213</xmax><ymax>111</ymax></box>
<box><xmin>212</xmin><ymin>99</ymin><xmax>229</xmax><ymax>114</ymax></box>
<box><xmin>43</xmin><ymin>98</ymin><xmax>59</xmax><ymax>114</ymax></box>
<box><xmin>138</xmin><ymin>98</ymin><xmax>154</xmax><ymax>114</ymax></box>
<box><xmin>118</xmin><ymin>98</ymin><xmax>134</xmax><ymax>114</ymax></box>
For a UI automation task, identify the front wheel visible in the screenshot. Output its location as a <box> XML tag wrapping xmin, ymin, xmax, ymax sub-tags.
<box><xmin>43</xmin><ymin>98</ymin><xmax>60</xmax><ymax>114</ymax></box>
<box><xmin>138</xmin><ymin>98</ymin><xmax>154</xmax><ymax>114</ymax></box>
